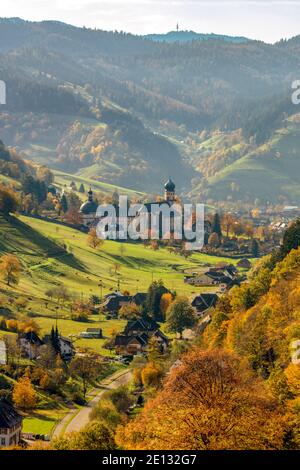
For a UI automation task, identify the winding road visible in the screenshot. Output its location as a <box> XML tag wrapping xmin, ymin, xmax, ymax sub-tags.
<box><xmin>52</xmin><ymin>369</ymin><xmax>132</xmax><ymax>438</ymax></box>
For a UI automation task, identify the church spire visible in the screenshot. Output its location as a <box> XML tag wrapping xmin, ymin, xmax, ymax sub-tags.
<box><xmin>88</xmin><ymin>187</ymin><xmax>93</xmax><ymax>202</ymax></box>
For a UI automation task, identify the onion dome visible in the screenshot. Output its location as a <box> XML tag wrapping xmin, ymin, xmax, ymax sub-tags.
<box><xmin>79</xmin><ymin>188</ymin><xmax>98</xmax><ymax>214</ymax></box>
<box><xmin>164</xmin><ymin>178</ymin><xmax>175</xmax><ymax>192</ymax></box>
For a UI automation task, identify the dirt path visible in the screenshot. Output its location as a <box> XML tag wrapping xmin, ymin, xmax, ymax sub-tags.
<box><xmin>52</xmin><ymin>369</ymin><xmax>132</xmax><ymax>439</ymax></box>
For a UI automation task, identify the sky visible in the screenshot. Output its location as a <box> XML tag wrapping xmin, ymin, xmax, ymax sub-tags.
<box><xmin>1</xmin><ymin>0</ymin><xmax>300</xmax><ymax>43</ymax></box>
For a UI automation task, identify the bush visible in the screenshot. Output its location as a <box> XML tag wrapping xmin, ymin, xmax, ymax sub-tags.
<box><xmin>71</xmin><ymin>311</ymin><xmax>89</xmax><ymax>322</ymax></box>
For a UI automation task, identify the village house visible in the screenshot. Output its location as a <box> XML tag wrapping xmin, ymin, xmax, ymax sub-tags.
<box><xmin>115</xmin><ymin>318</ymin><xmax>168</xmax><ymax>356</ymax></box>
<box><xmin>102</xmin><ymin>293</ymin><xmax>133</xmax><ymax>315</ymax></box>
<box><xmin>115</xmin><ymin>334</ymin><xmax>148</xmax><ymax>356</ymax></box>
<box><xmin>0</xmin><ymin>340</ymin><xmax>7</xmax><ymax>366</ymax></box>
<box><xmin>184</xmin><ymin>272</ymin><xmax>218</xmax><ymax>286</ymax></box>
<box><xmin>191</xmin><ymin>293</ymin><xmax>219</xmax><ymax>316</ymax></box>
<box><xmin>43</xmin><ymin>333</ymin><xmax>75</xmax><ymax>361</ymax></box>
<box><xmin>18</xmin><ymin>331</ymin><xmax>44</xmax><ymax>359</ymax></box>
<box><xmin>101</xmin><ymin>292</ymin><xmax>147</xmax><ymax>315</ymax></box>
<box><xmin>0</xmin><ymin>399</ymin><xmax>23</xmax><ymax>448</ymax></box>
<box><xmin>123</xmin><ymin>318</ymin><xmax>159</xmax><ymax>336</ymax></box>
<box><xmin>79</xmin><ymin>328</ymin><xmax>103</xmax><ymax>339</ymax></box>
<box><xmin>58</xmin><ymin>336</ymin><xmax>75</xmax><ymax>360</ymax></box>
<box><xmin>185</xmin><ymin>264</ymin><xmax>239</xmax><ymax>289</ymax></box>
<box><xmin>237</xmin><ymin>258</ymin><xmax>252</xmax><ymax>269</ymax></box>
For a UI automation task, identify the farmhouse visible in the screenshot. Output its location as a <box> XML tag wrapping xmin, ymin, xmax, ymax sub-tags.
<box><xmin>191</xmin><ymin>293</ymin><xmax>219</xmax><ymax>316</ymax></box>
<box><xmin>58</xmin><ymin>336</ymin><xmax>75</xmax><ymax>360</ymax></box>
<box><xmin>0</xmin><ymin>399</ymin><xmax>23</xmax><ymax>448</ymax></box>
<box><xmin>115</xmin><ymin>318</ymin><xmax>168</xmax><ymax>356</ymax></box>
<box><xmin>102</xmin><ymin>293</ymin><xmax>132</xmax><ymax>314</ymax></box>
<box><xmin>237</xmin><ymin>258</ymin><xmax>252</xmax><ymax>269</ymax></box>
<box><xmin>185</xmin><ymin>264</ymin><xmax>239</xmax><ymax>289</ymax></box>
<box><xmin>184</xmin><ymin>272</ymin><xmax>217</xmax><ymax>286</ymax></box>
<box><xmin>0</xmin><ymin>340</ymin><xmax>7</xmax><ymax>365</ymax></box>
<box><xmin>44</xmin><ymin>333</ymin><xmax>75</xmax><ymax>360</ymax></box>
<box><xmin>19</xmin><ymin>331</ymin><xmax>44</xmax><ymax>359</ymax></box>
<box><xmin>80</xmin><ymin>328</ymin><xmax>103</xmax><ymax>339</ymax></box>
<box><xmin>124</xmin><ymin>318</ymin><xmax>159</xmax><ymax>336</ymax></box>
<box><xmin>101</xmin><ymin>292</ymin><xmax>147</xmax><ymax>315</ymax></box>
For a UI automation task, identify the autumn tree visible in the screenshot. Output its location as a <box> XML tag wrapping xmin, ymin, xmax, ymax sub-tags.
<box><xmin>13</xmin><ymin>376</ymin><xmax>37</xmax><ymax>410</ymax></box>
<box><xmin>280</xmin><ymin>218</ymin><xmax>300</xmax><ymax>259</ymax></box>
<box><xmin>166</xmin><ymin>297</ymin><xmax>197</xmax><ymax>338</ymax></box>
<box><xmin>141</xmin><ymin>362</ymin><xmax>163</xmax><ymax>389</ymax></box>
<box><xmin>116</xmin><ymin>350</ymin><xmax>286</xmax><ymax>450</ymax></box>
<box><xmin>89</xmin><ymin>399</ymin><xmax>123</xmax><ymax>431</ymax></box>
<box><xmin>53</xmin><ymin>422</ymin><xmax>115</xmax><ymax>450</ymax></box>
<box><xmin>119</xmin><ymin>303</ymin><xmax>141</xmax><ymax>320</ymax></box>
<box><xmin>208</xmin><ymin>232</ymin><xmax>220</xmax><ymax>248</ymax></box>
<box><xmin>0</xmin><ymin>254</ymin><xmax>21</xmax><ymax>286</ymax></box>
<box><xmin>65</xmin><ymin>207</ymin><xmax>83</xmax><ymax>226</ymax></box>
<box><xmin>36</xmin><ymin>166</ymin><xmax>54</xmax><ymax>186</ymax></box>
<box><xmin>87</xmin><ymin>228</ymin><xmax>104</xmax><ymax>249</ymax></box>
<box><xmin>70</xmin><ymin>356</ymin><xmax>101</xmax><ymax>399</ymax></box>
<box><xmin>0</xmin><ymin>184</ymin><xmax>19</xmax><ymax>215</ymax></box>
<box><xmin>159</xmin><ymin>292</ymin><xmax>173</xmax><ymax>319</ymax></box>
<box><xmin>222</xmin><ymin>213</ymin><xmax>236</xmax><ymax>238</ymax></box>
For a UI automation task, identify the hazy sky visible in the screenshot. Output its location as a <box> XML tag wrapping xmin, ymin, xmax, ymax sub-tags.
<box><xmin>1</xmin><ymin>0</ymin><xmax>300</xmax><ymax>43</ymax></box>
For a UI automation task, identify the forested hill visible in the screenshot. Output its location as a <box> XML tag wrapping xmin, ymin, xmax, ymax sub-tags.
<box><xmin>144</xmin><ymin>30</ymin><xmax>249</xmax><ymax>43</ymax></box>
<box><xmin>1</xmin><ymin>18</ymin><xmax>300</xmax><ymax>199</ymax></box>
<box><xmin>116</xmin><ymin>221</ymin><xmax>300</xmax><ymax>450</ymax></box>
<box><xmin>1</xmin><ymin>17</ymin><xmax>300</xmax><ymax>128</ymax></box>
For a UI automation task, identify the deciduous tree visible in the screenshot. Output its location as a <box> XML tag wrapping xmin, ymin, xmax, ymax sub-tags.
<box><xmin>0</xmin><ymin>254</ymin><xmax>21</xmax><ymax>286</ymax></box>
<box><xmin>166</xmin><ymin>297</ymin><xmax>197</xmax><ymax>339</ymax></box>
<box><xmin>13</xmin><ymin>376</ymin><xmax>37</xmax><ymax>410</ymax></box>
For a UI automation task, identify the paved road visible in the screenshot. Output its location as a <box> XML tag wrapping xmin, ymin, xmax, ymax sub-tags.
<box><xmin>52</xmin><ymin>369</ymin><xmax>132</xmax><ymax>438</ymax></box>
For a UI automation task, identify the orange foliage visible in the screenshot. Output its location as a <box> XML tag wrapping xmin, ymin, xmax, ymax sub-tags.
<box><xmin>116</xmin><ymin>349</ymin><xmax>285</xmax><ymax>450</ymax></box>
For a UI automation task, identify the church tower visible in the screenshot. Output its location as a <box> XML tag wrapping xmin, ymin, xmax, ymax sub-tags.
<box><xmin>164</xmin><ymin>178</ymin><xmax>176</xmax><ymax>202</ymax></box>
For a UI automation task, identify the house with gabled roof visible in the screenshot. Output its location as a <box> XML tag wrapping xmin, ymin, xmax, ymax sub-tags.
<box><xmin>58</xmin><ymin>336</ymin><xmax>75</xmax><ymax>360</ymax></box>
<box><xmin>101</xmin><ymin>293</ymin><xmax>132</xmax><ymax>314</ymax></box>
<box><xmin>0</xmin><ymin>340</ymin><xmax>7</xmax><ymax>366</ymax></box>
<box><xmin>19</xmin><ymin>331</ymin><xmax>44</xmax><ymax>359</ymax></box>
<box><xmin>191</xmin><ymin>293</ymin><xmax>219</xmax><ymax>316</ymax></box>
<box><xmin>124</xmin><ymin>318</ymin><xmax>159</xmax><ymax>336</ymax></box>
<box><xmin>115</xmin><ymin>318</ymin><xmax>168</xmax><ymax>356</ymax></box>
<box><xmin>0</xmin><ymin>399</ymin><xmax>23</xmax><ymax>448</ymax></box>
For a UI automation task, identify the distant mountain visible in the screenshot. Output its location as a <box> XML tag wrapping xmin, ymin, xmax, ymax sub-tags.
<box><xmin>1</xmin><ymin>18</ymin><xmax>300</xmax><ymax>201</ymax></box>
<box><xmin>144</xmin><ymin>30</ymin><xmax>249</xmax><ymax>44</ymax></box>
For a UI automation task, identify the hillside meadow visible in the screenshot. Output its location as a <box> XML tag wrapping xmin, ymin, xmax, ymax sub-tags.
<box><xmin>0</xmin><ymin>214</ymin><xmax>246</xmax><ymax>355</ymax></box>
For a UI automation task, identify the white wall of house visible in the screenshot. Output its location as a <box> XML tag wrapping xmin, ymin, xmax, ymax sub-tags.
<box><xmin>59</xmin><ymin>338</ymin><xmax>74</xmax><ymax>356</ymax></box>
<box><xmin>19</xmin><ymin>339</ymin><xmax>40</xmax><ymax>359</ymax></box>
<box><xmin>0</xmin><ymin>423</ymin><xmax>22</xmax><ymax>447</ymax></box>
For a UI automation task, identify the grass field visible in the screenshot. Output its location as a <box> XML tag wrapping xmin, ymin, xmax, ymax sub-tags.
<box><xmin>53</xmin><ymin>170</ymin><xmax>145</xmax><ymax>199</ymax></box>
<box><xmin>0</xmin><ymin>213</ymin><xmax>247</xmax><ymax>434</ymax></box>
<box><xmin>0</xmin><ymin>214</ymin><xmax>244</xmax><ymax>354</ymax></box>
<box><xmin>205</xmin><ymin>118</ymin><xmax>300</xmax><ymax>203</ymax></box>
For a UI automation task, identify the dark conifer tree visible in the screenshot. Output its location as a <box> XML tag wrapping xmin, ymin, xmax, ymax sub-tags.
<box><xmin>60</xmin><ymin>194</ymin><xmax>68</xmax><ymax>213</ymax></box>
<box><xmin>211</xmin><ymin>213</ymin><xmax>222</xmax><ymax>238</ymax></box>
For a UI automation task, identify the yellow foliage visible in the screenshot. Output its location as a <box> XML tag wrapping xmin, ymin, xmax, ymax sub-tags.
<box><xmin>13</xmin><ymin>376</ymin><xmax>37</xmax><ymax>410</ymax></box>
